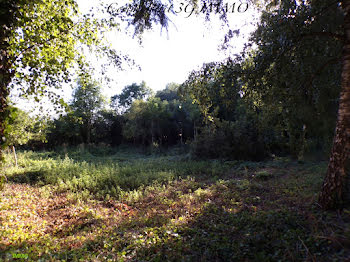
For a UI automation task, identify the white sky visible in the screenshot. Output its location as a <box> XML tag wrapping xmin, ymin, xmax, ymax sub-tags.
<box><xmin>14</xmin><ymin>0</ymin><xmax>258</xmax><ymax>115</ymax></box>
<box><xmin>102</xmin><ymin>3</ymin><xmax>257</xmax><ymax>97</ymax></box>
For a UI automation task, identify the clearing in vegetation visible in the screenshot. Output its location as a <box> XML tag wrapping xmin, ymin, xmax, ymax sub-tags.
<box><xmin>0</xmin><ymin>148</ymin><xmax>349</xmax><ymax>261</ymax></box>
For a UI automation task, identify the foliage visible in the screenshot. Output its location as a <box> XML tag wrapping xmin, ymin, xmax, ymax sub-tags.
<box><xmin>177</xmin><ymin>0</ymin><xmax>342</xmax><ymax>161</ymax></box>
<box><xmin>4</xmin><ymin>1</ymin><xmax>343</xmax><ymax>163</ymax></box>
<box><xmin>155</xmin><ymin>82</ymin><xmax>181</xmax><ymax>101</ymax></box>
<box><xmin>4</xmin><ymin>106</ymin><xmax>47</xmax><ymax>148</ymax></box>
<box><xmin>93</xmin><ymin>110</ymin><xmax>124</xmax><ymax>146</ymax></box>
<box><xmin>47</xmin><ymin>112</ymin><xmax>82</xmax><ymax>146</ymax></box>
<box><xmin>2</xmin><ymin>0</ymin><xmax>347</xmax><ymax>210</ymax></box>
<box><xmin>191</xmin><ymin>117</ymin><xmax>269</xmax><ymax>161</ymax></box>
<box><xmin>3</xmin><ymin>148</ymin><xmax>230</xmax><ymax>199</ymax></box>
<box><xmin>123</xmin><ymin>97</ymin><xmax>168</xmax><ymax>146</ymax></box>
<box><xmin>7</xmin><ymin>0</ymin><xmax>121</xmax><ymax>104</ymax></box>
<box><xmin>0</xmin><ymin>0</ymin><xmax>124</xmax><ymax>175</ymax></box>
<box><xmin>0</xmin><ymin>0</ymin><xmax>170</xmax><ymax>168</ymax></box>
<box><xmin>47</xmin><ymin>80</ymin><xmax>109</xmax><ymax>146</ymax></box>
<box><xmin>70</xmin><ymin>80</ymin><xmax>106</xmax><ymax>144</ymax></box>
<box><xmin>123</xmin><ymin>93</ymin><xmax>201</xmax><ymax>147</ymax></box>
<box><xmin>111</xmin><ymin>81</ymin><xmax>153</xmax><ymax>113</ymax></box>
<box><xmin>45</xmin><ymin>82</ymin><xmax>201</xmax><ymax>149</ymax></box>
<box><xmin>181</xmin><ymin>60</ymin><xmax>275</xmax><ymax>160</ymax></box>
<box><xmin>181</xmin><ymin>59</ymin><xmax>243</xmax><ymax>122</ymax></box>
<box><xmin>242</xmin><ymin>0</ymin><xmax>342</xmax><ymax>158</ymax></box>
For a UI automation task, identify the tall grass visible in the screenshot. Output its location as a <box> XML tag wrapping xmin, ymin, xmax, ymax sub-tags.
<box><xmin>3</xmin><ymin>148</ymin><xmax>232</xmax><ymax>199</ymax></box>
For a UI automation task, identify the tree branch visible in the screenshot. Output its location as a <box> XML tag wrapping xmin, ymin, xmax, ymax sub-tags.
<box><xmin>312</xmin><ymin>0</ymin><xmax>340</xmax><ymax>18</ymax></box>
<box><xmin>305</xmin><ymin>57</ymin><xmax>341</xmax><ymax>89</ymax></box>
<box><xmin>13</xmin><ymin>37</ymin><xmax>54</xmax><ymax>63</ymax></box>
<box><xmin>12</xmin><ymin>21</ymin><xmax>77</xmax><ymax>63</ymax></box>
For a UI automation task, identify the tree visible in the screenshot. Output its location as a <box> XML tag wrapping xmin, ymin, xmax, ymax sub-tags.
<box><xmin>319</xmin><ymin>0</ymin><xmax>350</xmax><ymax>209</ymax></box>
<box><xmin>181</xmin><ymin>60</ymin><xmax>271</xmax><ymax>160</ymax></box>
<box><xmin>0</xmin><ymin>0</ymin><xmax>170</xmax><ymax>191</ymax></box>
<box><xmin>111</xmin><ymin>81</ymin><xmax>153</xmax><ymax>113</ymax></box>
<box><xmin>0</xmin><ymin>0</ymin><xmax>113</xmax><ymax>166</ymax></box>
<box><xmin>5</xmin><ymin>106</ymin><xmax>42</xmax><ymax>166</ymax></box>
<box><xmin>181</xmin><ymin>59</ymin><xmax>243</xmax><ymax>123</ymax></box>
<box><xmin>47</xmin><ymin>112</ymin><xmax>82</xmax><ymax>146</ymax></box>
<box><xmin>123</xmin><ymin>97</ymin><xmax>166</xmax><ymax>146</ymax></box>
<box><xmin>71</xmin><ymin>81</ymin><xmax>105</xmax><ymax>144</ymax></box>
<box><xmin>155</xmin><ymin>82</ymin><xmax>180</xmax><ymax>101</ymax></box>
<box><xmin>241</xmin><ymin>0</ymin><xmax>348</xmax><ymax>208</ymax></box>
<box><xmin>156</xmin><ymin>83</ymin><xmax>202</xmax><ymax>145</ymax></box>
<box><xmin>0</xmin><ymin>1</ymin><xmax>19</xmax><ymax>165</ymax></box>
<box><xmin>243</xmin><ymin>0</ymin><xmax>342</xmax><ymax>160</ymax></box>
<box><xmin>92</xmin><ymin>110</ymin><xmax>124</xmax><ymax>146</ymax></box>
<box><xmin>0</xmin><ymin>0</ymin><xmax>169</xmax><ymax>175</ymax></box>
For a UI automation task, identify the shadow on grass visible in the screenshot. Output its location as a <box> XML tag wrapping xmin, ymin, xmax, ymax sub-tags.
<box><xmin>7</xmin><ymin>170</ymin><xmax>45</xmax><ymax>185</ymax></box>
<box><xmin>2</xmin><ymin>159</ymin><xmax>343</xmax><ymax>261</ymax></box>
<box><xmin>2</xmin><ymin>205</ymin><xmax>342</xmax><ymax>262</ymax></box>
<box><xmin>1</xmin><ymin>187</ymin><xmax>349</xmax><ymax>262</ymax></box>
<box><xmin>100</xmin><ymin>205</ymin><xmax>348</xmax><ymax>262</ymax></box>
<box><xmin>117</xmin><ymin>205</ymin><xmax>324</xmax><ymax>261</ymax></box>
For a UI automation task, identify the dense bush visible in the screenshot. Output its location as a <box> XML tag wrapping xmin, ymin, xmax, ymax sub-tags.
<box><xmin>191</xmin><ymin>119</ymin><xmax>269</xmax><ymax>161</ymax></box>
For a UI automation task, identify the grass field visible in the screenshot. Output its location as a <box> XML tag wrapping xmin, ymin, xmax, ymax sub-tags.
<box><xmin>0</xmin><ymin>147</ymin><xmax>349</xmax><ymax>261</ymax></box>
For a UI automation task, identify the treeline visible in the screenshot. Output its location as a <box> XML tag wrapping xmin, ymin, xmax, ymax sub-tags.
<box><xmin>7</xmin><ymin>82</ymin><xmax>201</xmax><ymax>152</ymax></box>
<box><xmin>48</xmin><ymin>81</ymin><xmax>201</xmax><ymax>149</ymax></box>
<box><xmin>8</xmin><ymin>1</ymin><xmax>341</xmax><ymax>161</ymax></box>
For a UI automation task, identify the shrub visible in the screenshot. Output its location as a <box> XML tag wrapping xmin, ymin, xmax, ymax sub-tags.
<box><xmin>191</xmin><ymin>119</ymin><xmax>269</xmax><ymax>161</ymax></box>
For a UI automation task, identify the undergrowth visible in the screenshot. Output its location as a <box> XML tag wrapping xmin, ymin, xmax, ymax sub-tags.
<box><xmin>0</xmin><ymin>148</ymin><xmax>349</xmax><ymax>261</ymax></box>
<box><xmin>3</xmin><ymin>149</ymin><xmax>229</xmax><ymax>200</ymax></box>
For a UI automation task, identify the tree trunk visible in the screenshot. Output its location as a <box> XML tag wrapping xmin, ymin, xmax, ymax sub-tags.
<box><xmin>12</xmin><ymin>145</ymin><xmax>17</xmax><ymax>167</ymax></box>
<box><xmin>0</xmin><ymin>2</ymin><xmax>17</xmax><ymax>173</ymax></box>
<box><xmin>298</xmin><ymin>124</ymin><xmax>307</xmax><ymax>161</ymax></box>
<box><xmin>0</xmin><ymin>62</ymin><xmax>10</xmax><ymax>165</ymax></box>
<box><xmin>87</xmin><ymin>120</ymin><xmax>91</xmax><ymax>144</ymax></box>
<box><xmin>151</xmin><ymin>120</ymin><xmax>154</xmax><ymax>145</ymax></box>
<box><xmin>319</xmin><ymin>0</ymin><xmax>350</xmax><ymax>209</ymax></box>
<box><xmin>194</xmin><ymin>121</ymin><xmax>197</xmax><ymax>140</ymax></box>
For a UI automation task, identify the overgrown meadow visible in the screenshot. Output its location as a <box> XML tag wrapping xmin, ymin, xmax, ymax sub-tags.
<box><xmin>1</xmin><ymin>147</ymin><xmax>349</xmax><ymax>261</ymax></box>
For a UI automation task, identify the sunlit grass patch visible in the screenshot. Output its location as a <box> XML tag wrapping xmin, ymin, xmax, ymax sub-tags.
<box><xmin>0</xmin><ymin>149</ymin><xmax>349</xmax><ymax>261</ymax></box>
<box><xmin>3</xmin><ymin>150</ymin><xmax>233</xmax><ymax>201</ymax></box>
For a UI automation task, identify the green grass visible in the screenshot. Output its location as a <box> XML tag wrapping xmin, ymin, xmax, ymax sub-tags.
<box><xmin>3</xmin><ymin>149</ymin><xmax>229</xmax><ymax>200</ymax></box>
<box><xmin>1</xmin><ymin>148</ymin><xmax>349</xmax><ymax>261</ymax></box>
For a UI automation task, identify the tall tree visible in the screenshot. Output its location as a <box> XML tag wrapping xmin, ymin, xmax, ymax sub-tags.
<box><xmin>0</xmin><ymin>0</ymin><xmax>114</xmax><ymax>167</ymax></box>
<box><xmin>0</xmin><ymin>0</ymin><xmax>169</xmax><ymax>179</ymax></box>
<box><xmin>319</xmin><ymin>0</ymin><xmax>350</xmax><ymax>209</ymax></box>
<box><xmin>0</xmin><ymin>1</ymin><xmax>18</xmax><ymax>164</ymax></box>
<box><xmin>123</xmin><ymin>97</ymin><xmax>167</xmax><ymax>146</ymax></box>
<box><xmin>71</xmin><ymin>81</ymin><xmax>105</xmax><ymax>144</ymax></box>
<box><xmin>181</xmin><ymin>59</ymin><xmax>243</xmax><ymax>123</ymax></box>
<box><xmin>245</xmin><ymin>0</ymin><xmax>348</xmax><ymax>208</ymax></box>
<box><xmin>244</xmin><ymin>0</ymin><xmax>342</xmax><ymax>159</ymax></box>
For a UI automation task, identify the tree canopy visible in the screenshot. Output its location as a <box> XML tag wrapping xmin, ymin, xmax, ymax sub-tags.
<box><xmin>111</xmin><ymin>81</ymin><xmax>153</xmax><ymax>113</ymax></box>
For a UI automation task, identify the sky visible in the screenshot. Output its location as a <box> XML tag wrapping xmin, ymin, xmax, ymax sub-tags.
<box><xmin>14</xmin><ymin>0</ymin><xmax>258</xmax><ymax>115</ymax></box>
<box><xmin>101</xmin><ymin>2</ymin><xmax>257</xmax><ymax>97</ymax></box>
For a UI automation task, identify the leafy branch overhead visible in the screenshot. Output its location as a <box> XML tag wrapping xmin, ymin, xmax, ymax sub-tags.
<box><xmin>8</xmin><ymin>0</ymin><xmax>122</xmax><ymax>101</ymax></box>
